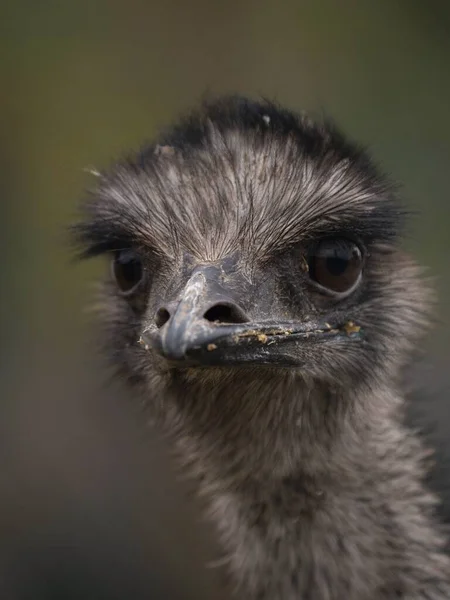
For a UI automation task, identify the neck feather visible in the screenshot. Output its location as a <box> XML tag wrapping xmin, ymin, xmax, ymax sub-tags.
<box><xmin>153</xmin><ymin>371</ymin><xmax>450</xmax><ymax>599</ymax></box>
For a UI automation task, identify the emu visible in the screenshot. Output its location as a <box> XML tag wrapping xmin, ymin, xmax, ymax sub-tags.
<box><xmin>74</xmin><ymin>96</ymin><xmax>450</xmax><ymax>599</ymax></box>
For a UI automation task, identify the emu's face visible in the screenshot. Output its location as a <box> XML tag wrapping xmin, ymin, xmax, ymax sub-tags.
<box><xmin>139</xmin><ymin>238</ymin><xmax>363</xmax><ymax>369</ymax></box>
<box><xmin>75</xmin><ymin>98</ymin><xmax>426</xmax><ymax>389</ymax></box>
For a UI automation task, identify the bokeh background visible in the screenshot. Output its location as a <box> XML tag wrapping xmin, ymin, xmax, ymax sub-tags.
<box><xmin>1</xmin><ymin>1</ymin><xmax>449</xmax><ymax>598</ymax></box>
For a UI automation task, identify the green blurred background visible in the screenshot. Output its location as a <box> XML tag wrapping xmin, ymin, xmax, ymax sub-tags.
<box><xmin>1</xmin><ymin>1</ymin><xmax>449</xmax><ymax>598</ymax></box>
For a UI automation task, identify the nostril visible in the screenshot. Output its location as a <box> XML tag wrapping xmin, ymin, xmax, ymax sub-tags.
<box><xmin>155</xmin><ymin>307</ymin><xmax>171</xmax><ymax>328</ymax></box>
<box><xmin>203</xmin><ymin>302</ymin><xmax>249</xmax><ymax>324</ymax></box>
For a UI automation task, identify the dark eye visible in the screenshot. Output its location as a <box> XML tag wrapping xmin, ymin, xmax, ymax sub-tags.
<box><xmin>112</xmin><ymin>249</ymin><xmax>144</xmax><ymax>294</ymax></box>
<box><xmin>307</xmin><ymin>239</ymin><xmax>363</xmax><ymax>294</ymax></box>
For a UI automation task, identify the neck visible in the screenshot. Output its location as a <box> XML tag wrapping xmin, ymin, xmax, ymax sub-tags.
<box><xmin>156</xmin><ymin>370</ymin><xmax>450</xmax><ymax>599</ymax></box>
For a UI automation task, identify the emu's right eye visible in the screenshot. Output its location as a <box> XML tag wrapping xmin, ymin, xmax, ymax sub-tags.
<box><xmin>112</xmin><ymin>250</ymin><xmax>144</xmax><ymax>294</ymax></box>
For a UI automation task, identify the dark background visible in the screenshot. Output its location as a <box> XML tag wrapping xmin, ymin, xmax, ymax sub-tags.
<box><xmin>1</xmin><ymin>1</ymin><xmax>449</xmax><ymax>598</ymax></box>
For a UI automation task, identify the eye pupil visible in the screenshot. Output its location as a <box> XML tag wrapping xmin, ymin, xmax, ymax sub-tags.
<box><xmin>326</xmin><ymin>256</ymin><xmax>348</xmax><ymax>277</ymax></box>
<box><xmin>307</xmin><ymin>239</ymin><xmax>363</xmax><ymax>294</ymax></box>
<box><xmin>112</xmin><ymin>250</ymin><xmax>143</xmax><ymax>293</ymax></box>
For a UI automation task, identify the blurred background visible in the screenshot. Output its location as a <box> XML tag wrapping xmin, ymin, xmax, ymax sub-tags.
<box><xmin>1</xmin><ymin>1</ymin><xmax>449</xmax><ymax>598</ymax></box>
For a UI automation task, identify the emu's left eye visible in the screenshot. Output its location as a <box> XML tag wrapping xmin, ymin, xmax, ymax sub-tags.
<box><xmin>112</xmin><ymin>249</ymin><xmax>144</xmax><ymax>294</ymax></box>
<box><xmin>307</xmin><ymin>239</ymin><xmax>363</xmax><ymax>294</ymax></box>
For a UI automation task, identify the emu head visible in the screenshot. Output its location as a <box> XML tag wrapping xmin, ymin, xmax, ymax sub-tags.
<box><xmin>74</xmin><ymin>97</ymin><xmax>428</xmax><ymax>442</ymax></box>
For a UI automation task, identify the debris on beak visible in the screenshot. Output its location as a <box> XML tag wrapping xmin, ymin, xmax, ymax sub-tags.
<box><xmin>343</xmin><ymin>321</ymin><xmax>361</xmax><ymax>335</ymax></box>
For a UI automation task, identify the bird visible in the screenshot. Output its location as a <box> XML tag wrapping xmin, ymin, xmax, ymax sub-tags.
<box><xmin>73</xmin><ymin>96</ymin><xmax>450</xmax><ymax>599</ymax></box>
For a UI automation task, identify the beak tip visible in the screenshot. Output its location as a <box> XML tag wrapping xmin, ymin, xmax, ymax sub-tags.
<box><xmin>161</xmin><ymin>343</ymin><xmax>187</xmax><ymax>361</ymax></box>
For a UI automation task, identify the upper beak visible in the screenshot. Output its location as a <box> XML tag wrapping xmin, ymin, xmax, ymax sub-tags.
<box><xmin>139</xmin><ymin>268</ymin><xmax>363</xmax><ymax>367</ymax></box>
<box><xmin>156</xmin><ymin>269</ymin><xmax>249</xmax><ymax>360</ymax></box>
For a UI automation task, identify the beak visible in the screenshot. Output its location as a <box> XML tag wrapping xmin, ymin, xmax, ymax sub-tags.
<box><xmin>139</xmin><ymin>269</ymin><xmax>363</xmax><ymax>367</ymax></box>
<box><xmin>156</xmin><ymin>269</ymin><xmax>244</xmax><ymax>360</ymax></box>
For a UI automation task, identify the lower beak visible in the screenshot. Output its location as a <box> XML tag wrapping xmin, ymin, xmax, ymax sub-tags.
<box><xmin>140</xmin><ymin>316</ymin><xmax>361</xmax><ymax>367</ymax></box>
